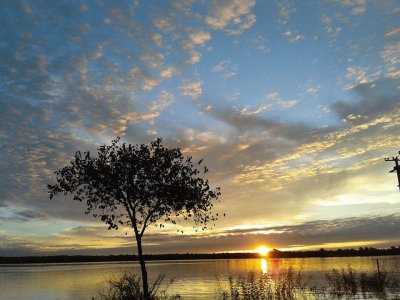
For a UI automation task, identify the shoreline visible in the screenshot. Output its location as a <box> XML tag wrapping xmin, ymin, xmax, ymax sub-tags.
<box><xmin>1</xmin><ymin>247</ymin><xmax>399</xmax><ymax>264</ymax></box>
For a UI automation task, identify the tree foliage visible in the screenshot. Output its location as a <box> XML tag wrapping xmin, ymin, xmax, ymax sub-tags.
<box><xmin>48</xmin><ymin>138</ymin><xmax>221</xmax><ymax>237</ymax></box>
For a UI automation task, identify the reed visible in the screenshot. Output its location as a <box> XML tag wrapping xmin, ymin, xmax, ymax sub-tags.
<box><xmin>97</xmin><ymin>272</ymin><xmax>181</xmax><ymax>300</ymax></box>
<box><xmin>323</xmin><ymin>263</ymin><xmax>400</xmax><ymax>299</ymax></box>
<box><xmin>97</xmin><ymin>261</ymin><xmax>400</xmax><ymax>299</ymax></box>
<box><xmin>218</xmin><ymin>261</ymin><xmax>400</xmax><ymax>299</ymax></box>
<box><xmin>217</xmin><ymin>267</ymin><xmax>311</xmax><ymax>300</ymax></box>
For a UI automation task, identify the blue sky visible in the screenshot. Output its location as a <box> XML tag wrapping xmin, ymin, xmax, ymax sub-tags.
<box><xmin>1</xmin><ymin>0</ymin><xmax>400</xmax><ymax>255</ymax></box>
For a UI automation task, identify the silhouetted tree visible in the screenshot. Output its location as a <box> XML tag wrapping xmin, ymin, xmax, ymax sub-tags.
<box><xmin>48</xmin><ymin>138</ymin><xmax>221</xmax><ymax>300</ymax></box>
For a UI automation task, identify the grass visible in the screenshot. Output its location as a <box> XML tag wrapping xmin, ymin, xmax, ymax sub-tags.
<box><xmin>96</xmin><ymin>261</ymin><xmax>400</xmax><ymax>300</ymax></box>
<box><xmin>218</xmin><ymin>262</ymin><xmax>400</xmax><ymax>300</ymax></box>
<box><xmin>217</xmin><ymin>267</ymin><xmax>310</xmax><ymax>300</ymax></box>
<box><xmin>97</xmin><ymin>272</ymin><xmax>181</xmax><ymax>300</ymax></box>
<box><xmin>321</xmin><ymin>265</ymin><xmax>400</xmax><ymax>299</ymax></box>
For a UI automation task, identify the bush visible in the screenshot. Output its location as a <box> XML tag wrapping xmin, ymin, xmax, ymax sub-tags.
<box><xmin>97</xmin><ymin>272</ymin><xmax>181</xmax><ymax>300</ymax></box>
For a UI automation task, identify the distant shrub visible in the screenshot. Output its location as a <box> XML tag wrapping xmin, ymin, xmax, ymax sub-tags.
<box><xmin>97</xmin><ymin>272</ymin><xmax>181</xmax><ymax>300</ymax></box>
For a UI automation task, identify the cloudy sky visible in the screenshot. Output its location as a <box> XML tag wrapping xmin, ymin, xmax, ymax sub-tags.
<box><xmin>1</xmin><ymin>0</ymin><xmax>400</xmax><ymax>256</ymax></box>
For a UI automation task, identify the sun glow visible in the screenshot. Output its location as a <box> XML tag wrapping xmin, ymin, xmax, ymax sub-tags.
<box><xmin>255</xmin><ymin>246</ymin><xmax>271</xmax><ymax>257</ymax></box>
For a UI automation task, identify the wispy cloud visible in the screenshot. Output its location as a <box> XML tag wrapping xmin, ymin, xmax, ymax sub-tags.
<box><xmin>384</xmin><ymin>28</ymin><xmax>400</xmax><ymax>38</ymax></box>
<box><xmin>266</xmin><ymin>92</ymin><xmax>298</xmax><ymax>108</ymax></box>
<box><xmin>180</xmin><ymin>81</ymin><xmax>203</xmax><ymax>99</ymax></box>
<box><xmin>205</xmin><ymin>0</ymin><xmax>256</xmax><ymax>35</ymax></box>
<box><xmin>276</xmin><ymin>0</ymin><xmax>295</xmax><ymax>26</ymax></box>
<box><xmin>212</xmin><ymin>60</ymin><xmax>238</xmax><ymax>79</ymax></box>
<box><xmin>148</xmin><ymin>91</ymin><xmax>175</xmax><ymax>112</ymax></box>
<box><xmin>240</xmin><ymin>104</ymin><xmax>271</xmax><ymax>116</ymax></box>
<box><xmin>252</xmin><ymin>35</ymin><xmax>270</xmax><ymax>54</ymax></box>
<box><xmin>340</xmin><ymin>0</ymin><xmax>367</xmax><ymax>16</ymax></box>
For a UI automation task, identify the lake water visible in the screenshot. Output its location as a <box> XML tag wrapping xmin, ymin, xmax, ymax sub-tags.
<box><xmin>1</xmin><ymin>256</ymin><xmax>399</xmax><ymax>299</ymax></box>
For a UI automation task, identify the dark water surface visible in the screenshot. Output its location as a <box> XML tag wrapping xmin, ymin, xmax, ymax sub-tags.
<box><xmin>1</xmin><ymin>256</ymin><xmax>399</xmax><ymax>299</ymax></box>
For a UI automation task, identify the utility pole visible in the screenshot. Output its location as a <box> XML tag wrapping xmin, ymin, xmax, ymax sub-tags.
<box><xmin>385</xmin><ymin>151</ymin><xmax>400</xmax><ymax>191</ymax></box>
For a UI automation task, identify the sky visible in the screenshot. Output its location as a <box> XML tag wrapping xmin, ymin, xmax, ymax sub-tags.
<box><xmin>1</xmin><ymin>0</ymin><xmax>400</xmax><ymax>256</ymax></box>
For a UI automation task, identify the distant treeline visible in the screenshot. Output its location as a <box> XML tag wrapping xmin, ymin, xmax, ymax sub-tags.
<box><xmin>268</xmin><ymin>246</ymin><xmax>400</xmax><ymax>258</ymax></box>
<box><xmin>1</xmin><ymin>246</ymin><xmax>399</xmax><ymax>264</ymax></box>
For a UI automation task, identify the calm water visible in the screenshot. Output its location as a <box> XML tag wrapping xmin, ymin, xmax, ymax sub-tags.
<box><xmin>1</xmin><ymin>256</ymin><xmax>399</xmax><ymax>299</ymax></box>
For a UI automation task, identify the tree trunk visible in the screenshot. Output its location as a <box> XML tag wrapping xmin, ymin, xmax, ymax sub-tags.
<box><xmin>136</xmin><ymin>235</ymin><xmax>150</xmax><ymax>300</ymax></box>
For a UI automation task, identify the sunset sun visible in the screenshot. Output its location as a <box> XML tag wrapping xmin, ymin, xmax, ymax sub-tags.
<box><xmin>256</xmin><ymin>246</ymin><xmax>271</xmax><ymax>257</ymax></box>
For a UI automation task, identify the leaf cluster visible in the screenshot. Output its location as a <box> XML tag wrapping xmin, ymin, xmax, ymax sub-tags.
<box><xmin>48</xmin><ymin>138</ymin><xmax>221</xmax><ymax>237</ymax></box>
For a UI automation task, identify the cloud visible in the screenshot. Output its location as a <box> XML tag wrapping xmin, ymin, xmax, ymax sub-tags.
<box><xmin>205</xmin><ymin>0</ymin><xmax>256</xmax><ymax>35</ymax></box>
<box><xmin>252</xmin><ymin>35</ymin><xmax>270</xmax><ymax>54</ymax></box>
<box><xmin>344</xmin><ymin>67</ymin><xmax>380</xmax><ymax>89</ymax></box>
<box><xmin>229</xmin><ymin>77</ymin><xmax>400</xmax><ymax>194</ymax></box>
<box><xmin>212</xmin><ymin>60</ymin><xmax>238</xmax><ymax>79</ymax></box>
<box><xmin>188</xmin><ymin>30</ymin><xmax>212</xmax><ymax>45</ymax></box>
<box><xmin>182</xmin><ymin>128</ymin><xmax>227</xmax><ymax>145</ymax></box>
<box><xmin>179</xmin><ymin>30</ymin><xmax>211</xmax><ymax>65</ymax></box>
<box><xmin>175</xmin><ymin>105</ymin><xmax>314</xmax><ymax>184</ymax></box>
<box><xmin>306</xmin><ymin>87</ymin><xmax>318</xmax><ymax>94</ymax></box>
<box><xmin>182</xmin><ymin>31</ymin><xmax>212</xmax><ymax>51</ymax></box>
<box><xmin>320</xmin><ymin>15</ymin><xmax>342</xmax><ymax>37</ymax></box>
<box><xmin>1</xmin><ymin>214</ymin><xmax>399</xmax><ymax>255</ymax></box>
<box><xmin>381</xmin><ymin>41</ymin><xmax>400</xmax><ymax>77</ymax></box>
<box><xmin>148</xmin><ymin>91</ymin><xmax>175</xmax><ymax>112</ymax></box>
<box><xmin>226</xmin><ymin>91</ymin><xmax>241</xmax><ymax>102</ymax></box>
<box><xmin>231</xmin><ymin>114</ymin><xmax>398</xmax><ymax>188</ymax></box>
<box><xmin>276</xmin><ymin>0</ymin><xmax>295</xmax><ymax>26</ymax></box>
<box><xmin>152</xmin><ymin>33</ymin><xmax>163</xmax><ymax>46</ymax></box>
<box><xmin>216</xmin><ymin>214</ymin><xmax>400</xmax><ymax>250</ymax></box>
<box><xmin>333</xmin><ymin>77</ymin><xmax>400</xmax><ymax>121</ymax></box>
<box><xmin>154</xmin><ymin>17</ymin><xmax>176</xmax><ymax>33</ymax></box>
<box><xmin>0</xmin><ymin>208</ymin><xmax>49</xmax><ymax>222</ymax></box>
<box><xmin>276</xmin><ymin>1</ymin><xmax>306</xmax><ymax>43</ymax></box>
<box><xmin>240</xmin><ymin>104</ymin><xmax>271</xmax><ymax>116</ymax></box>
<box><xmin>0</xmin><ymin>224</ymin><xmax>135</xmax><ymax>256</ymax></box>
<box><xmin>159</xmin><ymin>67</ymin><xmax>179</xmax><ymax>79</ymax></box>
<box><xmin>340</xmin><ymin>0</ymin><xmax>367</xmax><ymax>15</ymax></box>
<box><xmin>180</xmin><ymin>81</ymin><xmax>203</xmax><ymax>99</ymax></box>
<box><xmin>149</xmin><ymin>3</ymin><xmax>216</xmax><ymax>68</ymax></box>
<box><xmin>127</xmin><ymin>68</ymin><xmax>161</xmax><ymax>91</ymax></box>
<box><xmin>139</xmin><ymin>52</ymin><xmax>165</xmax><ymax>69</ymax></box>
<box><xmin>384</xmin><ymin>28</ymin><xmax>400</xmax><ymax>38</ymax></box>
<box><xmin>284</xmin><ymin>30</ymin><xmax>305</xmax><ymax>44</ymax></box>
<box><xmin>210</xmin><ymin>105</ymin><xmax>309</xmax><ymax>139</ymax></box>
<box><xmin>185</xmin><ymin>51</ymin><xmax>202</xmax><ymax>65</ymax></box>
<box><xmin>266</xmin><ymin>92</ymin><xmax>298</xmax><ymax>109</ymax></box>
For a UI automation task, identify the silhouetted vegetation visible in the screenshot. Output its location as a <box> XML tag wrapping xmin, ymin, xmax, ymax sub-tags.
<box><xmin>321</xmin><ymin>265</ymin><xmax>400</xmax><ymax>299</ymax></box>
<box><xmin>268</xmin><ymin>246</ymin><xmax>400</xmax><ymax>258</ymax></box>
<box><xmin>217</xmin><ymin>267</ymin><xmax>309</xmax><ymax>300</ymax></box>
<box><xmin>218</xmin><ymin>264</ymin><xmax>400</xmax><ymax>299</ymax></box>
<box><xmin>97</xmin><ymin>272</ymin><xmax>180</xmax><ymax>300</ymax></box>
<box><xmin>93</xmin><ymin>264</ymin><xmax>400</xmax><ymax>300</ymax></box>
<box><xmin>48</xmin><ymin>138</ymin><xmax>220</xmax><ymax>300</ymax></box>
<box><xmin>2</xmin><ymin>247</ymin><xmax>400</xmax><ymax>264</ymax></box>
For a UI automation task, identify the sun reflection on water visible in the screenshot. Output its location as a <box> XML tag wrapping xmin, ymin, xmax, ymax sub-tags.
<box><xmin>260</xmin><ymin>258</ymin><xmax>268</xmax><ymax>274</ymax></box>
